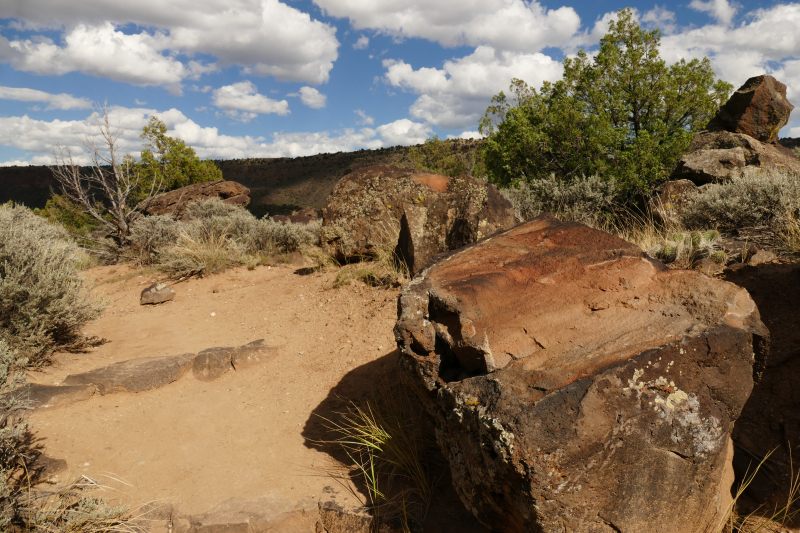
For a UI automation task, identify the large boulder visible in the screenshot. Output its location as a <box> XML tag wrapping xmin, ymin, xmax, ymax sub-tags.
<box><xmin>671</xmin><ymin>75</ymin><xmax>800</xmax><ymax>184</ymax></box>
<box><xmin>143</xmin><ymin>180</ymin><xmax>250</xmax><ymax>219</ymax></box>
<box><xmin>706</xmin><ymin>75</ymin><xmax>794</xmax><ymax>144</ymax></box>
<box><xmin>320</xmin><ymin>165</ymin><xmax>516</xmax><ymax>275</ymax></box>
<box><xmin>394</xmin><ymin>214</ymin><xmax>769</xmax><ymax>533</ymax></box>
<box><xmin>671</xmin><ymin>130</ymin><xmax>800</xmax><ymax>184</ymax></box>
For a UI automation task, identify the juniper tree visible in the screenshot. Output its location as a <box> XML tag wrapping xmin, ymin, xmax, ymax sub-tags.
<box><xmin>480</xmin><ymin>8</ymin><xmax>733</xmax><ymax>195</ymax></box>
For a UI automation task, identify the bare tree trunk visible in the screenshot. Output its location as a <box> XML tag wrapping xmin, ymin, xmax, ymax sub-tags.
<box><xmin>50</xmin><ymin>102</ymin><xmax>165</xmax><ymax>246</ymax></box>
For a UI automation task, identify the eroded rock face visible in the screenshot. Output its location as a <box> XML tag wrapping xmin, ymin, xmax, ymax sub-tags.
<box><xmin>320</xmin><ymin>165</ymin><xmax>515</xmax><ymax>274</ymax></box>
<box><xmin>395</xmin><ymin>214</ymin><xmax>769</xmax><ymax>533</ymax></box>
<box><xmin>671</xmin><ymin>130</ymin><xmax>800</xmax><ymax>184</ymax></box>
<box><xmin>707</xmin><ymin>75</ymin><xmax>794</xmax><ymax>144</ymax></box>
<box><xmin>143</xmin><ymin>180</ymin><xmax>250</xmax><ymax>219</ymax></box>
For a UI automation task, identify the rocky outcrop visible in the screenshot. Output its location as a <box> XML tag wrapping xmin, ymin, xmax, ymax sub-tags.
<box><xmin>671</xmin><ymin>130</ymin><xmax>800</xmax><ymax>184</ymax></box>
<box><xmin>394</xmin><ymin>214</ymin><xmax>769</xmax><ymax>533</ymax></box>
<box><xmin>706</xmin><ymin>75</ymin><xmax>794</xmax><ymax>144</ymax></box>
<box><xmin>143</xmin><ymin>180</ymin><xmax>250</xmax><ymax>219</ymax></box>
<box><xmin>671</xmin><ymin>75</ymin><xmax>800</xmax><ymax>184</ymax></box>
<box><xmin>320</xmin><ymin>165</ymin><xmax>516</xmax><ymax>275</ymax></box>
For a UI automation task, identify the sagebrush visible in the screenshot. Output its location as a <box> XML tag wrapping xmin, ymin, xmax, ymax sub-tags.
<box><xmin>0</xmin><ymin>204</ymin><xmax>104</xmax><ymax>367</ymax></box>
<box><xmin>682</xmin><ymin>170</ymin><xmax>800</xmax><ymax>233</ymax></box>
<box><xmin>500</xmin><ymin>174</ymin><xmax>618</xmax><ymax>224</ymax></box>
<box><xmin>129</xmin><ymin>198</ymin><xmax>320</xmax><ymax>277</ymax></box>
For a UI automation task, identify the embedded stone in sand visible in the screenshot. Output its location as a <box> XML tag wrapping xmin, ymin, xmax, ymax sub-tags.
<box><xmin>394</xmin><ymin>214</ymin><xmax>769</xmax><ymax>533</ymax></box>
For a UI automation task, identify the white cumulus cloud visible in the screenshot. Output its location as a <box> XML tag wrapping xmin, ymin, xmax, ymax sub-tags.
<box><xmin>0</xmin><ymin>85</ymin><xmax>92</xmax><ymax>110</ymax></box>
<box><xmin>689</xmin><ymin>0</ymin><xmax>738</xmax><ymax>26</ymax></box>
<box><xmin>298</xmin><ymin>86</ymin><xmax>327</xmax><ymax>108</ymax></box>
<box><xmin>353</xmin><ymin>35</ymin><xmax>369</xmax><ymax>49</ymax></box>
<box><xmin>383</xmin><ymin>46</ymin><xmax>562</xmax><ymax>129</ymax></box>
<box><xmin>375</xmin><ymin>119</ymin><xmax>432</xmax><ymax>146</ymax></box>
<box><xmin>313</xmin><ymin>0</ymin><xmax>580</xmax><ymax>52</ymax></box>
<box><xmin>0</xmin><ymin>107</ymin><xmax>432</xmax><ymax>163</ymax></box>
<box><xmin>1</xmin><ymin>0</ymin><xmax>340</xmax><ymax>88</ymax></box>
<box><xmin>212</xmin><ymin>81</ymin><xmax>290</xmax><ymax>123</ymax></box>
<box><xmin>354</xmin><ymin>109</ymin><xmax>374</xmax><ymax>125</ymax></box>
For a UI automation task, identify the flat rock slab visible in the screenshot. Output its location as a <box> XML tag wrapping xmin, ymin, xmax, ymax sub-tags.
<box><xmin>19</xmin><ymin>383</ymin><xmax>97</xmax><ymax>409</ymax></box>
<box><xmin>50</xmin><ymin>340</ymin><xmax>278</xmax><ymax>406</ymax></box>
<box><xmin>173</xmin><ymin>496</ymin><xmax>317</xmax><ymax>533</ymax></box>
<box><xmin>64</xmin><ymin>354</ymin><xmax>195</xmax><ymax>395</ymax></box>
<box><xmin>395</xmin><ymin>214</ymin><xmax>769</xmax><ymax>533</ymax></box>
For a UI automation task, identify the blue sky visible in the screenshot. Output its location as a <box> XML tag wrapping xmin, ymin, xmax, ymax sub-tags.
<box><xmin>0</xmin><ymin>0</ymin><xmax>798</xmax><ymax>165</ymax></box>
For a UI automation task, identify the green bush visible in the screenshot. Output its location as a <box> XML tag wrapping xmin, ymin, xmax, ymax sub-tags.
<box><xmin>682</xmin><ymin>170</ymin><xmax>800</xmax><ymax>232</ymax></box>
<box><xmin>480</xmin><ymin>8</ymin><xmax>732</xmax><ymax>194</ymax></box>
<box><xmin>0</xmin><ymin>204</ymin><xmax>104</xmax><ymax>367</ymax></box>
<box><xmin>500</xmin><ymin>174</ymin><xmax>618</xmax><ymax>224</ymax></box>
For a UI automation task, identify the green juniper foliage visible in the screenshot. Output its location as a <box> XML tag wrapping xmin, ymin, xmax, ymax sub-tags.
<box><xmin>129</xmin><ymin>116</ymin><xmax>222</xmax><ymax>206</ymax></box>
<box><xmin>480</xmin><ymin>8</ymin><xmax>733</xmax><ymax>195</ymax></box>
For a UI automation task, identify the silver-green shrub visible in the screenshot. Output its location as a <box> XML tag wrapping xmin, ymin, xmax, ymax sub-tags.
<box><xmin>128</xmin><ymin>215</ymin><xmax>180</xmax><ymax>265</ymax></box>
<box><xmin>682</xmin><ymin>169</ymin><xmax>800</xmax><ymax>232</ymax></box>
<box><xmin>0</xmin><ymin>340</ymin><xmax>28</xmax><ymax>529</ymax></box>
<box><xmin>144</xmin><ymin>199</ymin><xmax>321</xmax><ymax>277</ymax></box>
<box><xmin>0</xmin><ymin>204</ymin><xmax>104</xmax><ymax>366</ymax></box>
<box><xmin>501</xmin><ymin>174</ymin><xmax>618</xmax><ymax>223</ymax></box>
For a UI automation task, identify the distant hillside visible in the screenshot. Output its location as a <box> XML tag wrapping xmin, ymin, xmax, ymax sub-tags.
<box><xmin>0</xmin><ymin>140</ymin><xmax>483</xmax><ymax>216</ymax></box>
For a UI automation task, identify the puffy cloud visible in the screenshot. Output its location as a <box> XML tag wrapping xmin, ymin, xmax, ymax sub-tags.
<box><xmin>0</xmin><ymin>107</ymin><xmax>431</xmax><ymax>163</ymax></box>
<box><xmin>0</xmin><ymin>85</ymin><xmax>92</xmax><ymax>110</ymax></box>
<box><xmin>298</xmin><ymin>86</ymin><xmax>327</xmax><ymax>108</ymax></box>
<box><xmin>1</xmin><ymin>0</ymin><xmax>339</xmax><ymax>87</ymax></box>
<box><xmin>212</xmin><ymin>81</ymin><xmax>290</xmax><ymax>122</ymax></box>
<box><xmin>689</xmin><ymin>0</ymin><xmax>738</xmax><ymax>26</ymax></box>
<box><xmin>353</xmin><ymin>35</ymin><xmax>369</xmax><ymax>49</ymax></box>
<box><xmin>375</xmin><ymin>118</ymin><xmax>432</xmax><ymax>146</ymax></box>
<box><xmin>641</xmin><ymin>6</ymin><xmax>677</xmax><ymax>34</ymax></box>
<box><xmin>383</xmin><ymin>46</ymin><xmax>562</xmax><ymax>129</ymax></box>
<box><xmin>446</xmin><ymin>131</ymin><xmax>482</xmax><ymax>140</ymax></box>
<box><xmin>354</xmin><ymin>109</ymin><xmax>374</xmax><ymax>125</ymax></box>
<box><xmin>659</xmin><ymin>4</ymin><xmax>800</xmax><ymax>100</ymax></box>
<box><xmin>313</xmin><ymin>0</ymin><xmax>580</xmax><ymax>52</ymax></box>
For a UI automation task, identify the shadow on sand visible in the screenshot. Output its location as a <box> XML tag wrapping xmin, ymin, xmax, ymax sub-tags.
<box><xmin>301</xmin><ymin>348</ymin><xmax>488</xmax><ymax>533</ymax></box>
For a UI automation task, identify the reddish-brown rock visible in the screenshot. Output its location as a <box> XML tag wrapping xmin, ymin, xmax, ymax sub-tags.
<box><xmin>395</xmin><ymin>214</ymin><xmax>768</xmax><ymax>533</ymax></box>
<box><xmin>707</xmin><ymin>75</ymin><xmax>794</xmax><ymax>144</ymax></box>
<box><xmin>320</xmin><ymin>165</ymin><xmax>515</xmax><ymax>274</ymax></box>
<box><xmin>143</xmin><ymin>180</ymin><xmax>250</xmax><ymax>219</ymax></box>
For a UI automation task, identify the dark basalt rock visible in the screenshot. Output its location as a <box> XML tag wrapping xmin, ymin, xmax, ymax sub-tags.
<box><xmin>320</xmin><ymin>165</ymin><xmax>515</xmax><ymax>275</ymax></box>
<box><xmin>394</xmin><ymin>214</ymin><xmax>769</xmax><ymax>533</ymax></box>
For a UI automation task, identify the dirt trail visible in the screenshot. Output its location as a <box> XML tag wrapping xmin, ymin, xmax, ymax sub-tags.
<box><xmin>28</xmin><ymin>263</ymin><xmax>399</xmax><ymax>516</ymax></box>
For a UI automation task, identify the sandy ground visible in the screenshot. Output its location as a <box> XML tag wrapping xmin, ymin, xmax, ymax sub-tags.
<box><xmin>28</xmin><ymin>262</ymin><xmax>401</xmax><ymax>516</ymax></box>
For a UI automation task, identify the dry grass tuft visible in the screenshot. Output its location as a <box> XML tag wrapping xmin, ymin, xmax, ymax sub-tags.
<box><xmin>315</xmin><ymin>375</ymin><xmax>443</xmax><ymax>530</ymax></box>
<box><xmin>716</xmin><ymin>449</ymin><xmax>800</xmax><ymax>533</ymax></box>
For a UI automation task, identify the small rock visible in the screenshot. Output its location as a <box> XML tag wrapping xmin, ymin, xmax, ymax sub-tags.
<box><xmin>748</xmin><ymin>248</ymin><xmax>777</xmax><ymax>266</ymax></box>
<box><xmin>140</xmin><ymin>282</ymin><xmax>175</xmax><ymax>305</ymax></box>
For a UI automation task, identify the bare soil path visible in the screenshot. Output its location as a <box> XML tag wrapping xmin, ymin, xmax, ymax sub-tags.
<box><xmin>28</xmin><ymin>262</ymin><xmax>400</xmax><ymax>517</ymax></box>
